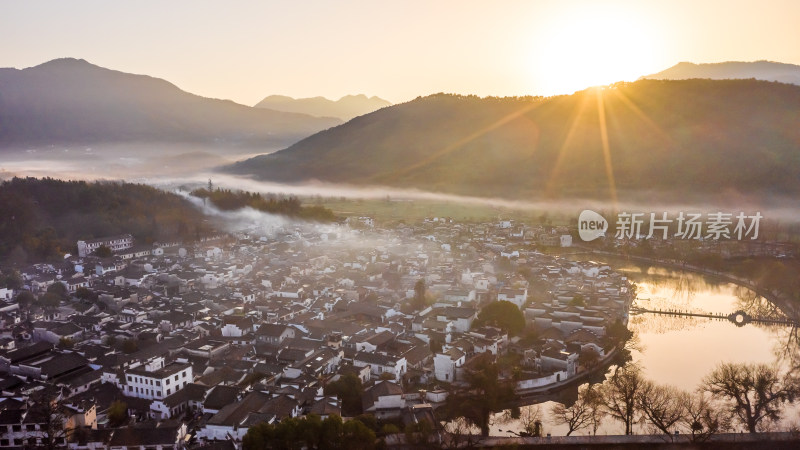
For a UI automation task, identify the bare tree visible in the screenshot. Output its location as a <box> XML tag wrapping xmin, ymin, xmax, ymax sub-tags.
<box><xmin>774</xmin><ymin>326</ymin><xmax>800</xmax><ymax>379</ymax></box>
<box><xmin>27</xmin><ymin>389</ymin><xmax>67</xmax><ymax>450</ymax></box>
<box><xmin>703</xmin><ymin>362</ymin><xmax>798</xmax><ymax>433</ymax></box>
<box><xmin>681</xmin><ymin>392</ymin><xmax>731</xmax><ymax>442</ymax></box>
<box><xmin>601</xmin><ymin>364</ymin><xmax>644</xmax><ymax>435</ymax></box>
<box><xmin>550</xmin><ymin>384</ymin><xmax>600</xmax><ymax>436</ymax></box>
<box><xmin>517</xmin><ymin>404</ymin><xmax>543</xmax><ymax>437</ymax></box>
<box><xmin>586</xmin><ymin>384</ymin><xmax>606</xmax><ymax>435</ymax></box>
<box><xmin>578</xmin><ymin>348</ymin><xmax>601</xmax><ymax>370</ymax></box>
<box><xmin>637</xmin><ymin>382</ymin><xmax>687</xmax><ymax>439</ymax></box>
<box><xmin>445</xmin><ymin>354</ymin><xmax>515</xmax><ymax>437</ymax></box>
<box><xmin>441</xmin><ymin>416</ymin><xmax>483</xmax><ymax>449</ymax></box>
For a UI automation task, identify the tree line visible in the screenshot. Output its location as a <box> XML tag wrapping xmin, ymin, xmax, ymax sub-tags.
<box><xmin>241</xmin><ymin>359</ymin><xmax>797</xmax><ymax>448</ymax></box>
<box><xmin>243</xmin><ymin>414</ymin><xmax>376</xmax><ymax>450</ymax></box>
<box><xmin>548</xmin><ymin>361</ymin><xmax>798</xmax><ymax>440</ymax></box>
<box><xmin>190</xmin><ymin>187</ymin><xmax>336</xmax><ymax>222</ymax></box>
<box><xmin>0</xmin><ymin>177</ymin><xmax>211</xmax><ymax>263</ymax></box>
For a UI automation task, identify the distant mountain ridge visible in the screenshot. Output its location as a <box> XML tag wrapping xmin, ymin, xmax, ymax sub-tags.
<box><xmin>641</xmin><ymin>61</ymin><xmax>800</xmax><ymax>85</ymax></box>
<box><xmin>0</xmin><ymin>58</ymin><xmax>341</xmax><ymax>148</ymax></box>
<box><xmin>254</xmin><ymin>94</ymin><xmax>391</xmax><ymax>121</ymax></box>
<box><xmin>229</xmin><ymin>79</ymin><xmax>800</xmax><ymax>200</ymax></box>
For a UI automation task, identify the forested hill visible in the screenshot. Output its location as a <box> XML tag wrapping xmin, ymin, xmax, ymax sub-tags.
<box><xmin>0</xmin><ymin>58</ymin><xmax>340</xmax><ymax>148</ymax></box>
<box><xmin>229</xmin><ymin>79</ymin><xmax>800</xmax><ymax>200</ymax></box>
<box><xmin>189</xmin><ymin>188</ymin><xmax>336</xmax><ymax>222</ymax></box>
<box><xmin>0</xmin><ymin>177</ymin><xmax>211</xmax><ymax>263</ymax></box>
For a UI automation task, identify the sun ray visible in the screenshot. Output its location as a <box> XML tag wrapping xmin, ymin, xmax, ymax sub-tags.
<box><xmin>596</xmin><ymin>89</ymin><xmax>618</xmax><ymax>209</ymax></box>
<box><xmin>376</xmin><ymin>101</ymin><xmax>544</xmax><ymax>183</ymax></box>
<box><xmin>544</xmin><ymin>92</ymin><xmax>591</xmax><ymax>197</ymax></box>
<box><xmin>611</xmin><ymin>88</ymin><xmax>674</xmax><ymax>145</ymax></box>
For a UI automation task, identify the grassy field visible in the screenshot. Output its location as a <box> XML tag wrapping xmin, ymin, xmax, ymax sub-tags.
<box><xmin>315</xmin><ymin>197</ymin><xmax>576</xmax><ymax>225</ymax></box>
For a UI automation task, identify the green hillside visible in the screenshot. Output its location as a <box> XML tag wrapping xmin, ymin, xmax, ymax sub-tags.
<box><xmin>0</xmin><ymin>177</ymin><xmax>211</xmax><ymax>262</ymax></box>
<box><xmin>229</xmin><ymin>79</ymin><xmax>800</xmax><ymax>200</ymax></box>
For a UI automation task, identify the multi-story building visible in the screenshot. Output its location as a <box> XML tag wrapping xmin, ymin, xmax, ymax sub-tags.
<box><xmin>77</xmin><ymin>234</ymin><xmax>134</xmax><ymax>257</ymax></box>
<box><xmin>121</xmin><ymin>359</ymin><xmax>193</xmax><ymax>401</ymax></box>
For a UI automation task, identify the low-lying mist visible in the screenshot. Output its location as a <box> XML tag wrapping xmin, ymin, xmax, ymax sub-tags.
<box><xmin>177</xmin><ymin>189</ymin><xmax>410</xmax><ymax>252</ymax></box>
<box><xmin>162</xmin><ymin>173</ymin><xmax>800</xmax><ymax>225</ymax></box>
<box><xmin>3</xmin><ymin>145</ymin><xmax>800</xmax><ymax>225</ymax></box>
<box><xmin>0</xmin><ymin>143</ymin><xmax>276</xmax><ymax>180</ymax></box>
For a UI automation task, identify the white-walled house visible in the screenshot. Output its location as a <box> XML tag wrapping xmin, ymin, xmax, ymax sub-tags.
<box><xmin>362</xmin><ymin>381</ymin><xmax>405</xmax><ymax>419</ymax></box>
<box><xmin>255</xmin><ymin>324</ymin><xmax>295</xmax><ymax>345</ymax></box>
<box><xmin>353</xmin><ymin>352</ymin><xmax>407</xmax><ymax>381</ymax></box>
<box><xmin>221</xmin><ymin>316</ymin><xmax>254</xmax><ymax>337</ymax></box>
<box><xmin>537</xmin><ymin>348</ymin><xmax>578</xmax><ymax>378</ymax></box>
<box><xmin>119</xmin><ymin>359</ymin><xmax>193</xmax><ymax>401</ymax></box>
<box><xmin>497</xmin><ymin>288</ymin><xmax>527</xmax><ymax>309</ymax></box>
<box><xmin>77</xmin><ymin>234</ymin><xmax>133</xmax><ymax>257</ymax></box>
<box><xmin>435</xmin><ymin>307</ymin><xmax>477</xmax><ymax>333</ymax></box>
<box><xmin>443</xmin><ymin>289</ymin><xmax>476</xmax><ymax>303</ymax></box>
<box><xmin>196</xmin><ymin>392</ymin><xmax>301</xmax><ymax>444</ymax></box>
<box><xmin>433</xmin><ymin>347</ymin><xmax>465</xmax><ymax>382</ymax></box>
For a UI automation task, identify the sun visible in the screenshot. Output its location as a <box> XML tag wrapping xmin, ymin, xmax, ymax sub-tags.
<box><xmin>531</xmin><ymin>5</ymin><xmax>663</xmax><ymax>95</ymax></box>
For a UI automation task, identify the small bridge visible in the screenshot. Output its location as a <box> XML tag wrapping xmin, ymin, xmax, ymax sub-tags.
<box><xmin>630</xmin><ymin>306</ymin><xmax>798</xmax><ymax>327</ymax></box>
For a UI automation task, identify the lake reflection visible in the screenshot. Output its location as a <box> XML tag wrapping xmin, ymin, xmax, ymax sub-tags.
<box><xmin>487</xmin><ymin>258</ymin><xmax>799</xmax><ymax>437</ymax></box>
<box><xmin>623</xmin><ymin>263</ymin><xmax>790</xmax><ymax>389</ymax></box>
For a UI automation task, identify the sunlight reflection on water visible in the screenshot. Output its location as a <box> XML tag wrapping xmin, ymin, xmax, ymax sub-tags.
<box><xmin>487</xmin><ymin>259</ymin><xmax>798</xmax><ymax>436</ymax></box>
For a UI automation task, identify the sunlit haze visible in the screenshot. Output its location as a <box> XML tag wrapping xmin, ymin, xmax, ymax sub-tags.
<box><xmin>530</xmin><ymin>3</ymin><xmax>663</xmax><ymax>93</ymax></box>
<box><xmin>2</xmin><ymin>0</ymin><xmax>799</xmax><ymax>104</ymax></box>
<box><xmin>2</xmin><ymin>0</ymin><xmax>800</xmax><ymax>441</ymax></box>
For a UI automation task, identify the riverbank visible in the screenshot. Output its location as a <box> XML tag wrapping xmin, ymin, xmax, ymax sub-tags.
<box><xmin>513</xmin><ymin>247</ymin><xmax>797</xmax><ymax>402</ymax></box>
<box><xmin>386</xmin><ymin>431</ymin><xmax>800</xmax><ymax>448</ymax></box>
<box><xmin>436</xmin><ymin>431</ymin><xmax>800</xmax><ymax>449</ymax></box>
<box><xmin>579</xmin><ymin>249</ymin><xmax>800</xmax><ymax>322</ymax></box>
<box><xmin>514</xmin><ymin>345</ymin><xmax>621</xmax><ymax>401</ymax></box>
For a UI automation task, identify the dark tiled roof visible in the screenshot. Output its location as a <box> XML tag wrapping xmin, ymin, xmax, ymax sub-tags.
<box><xmin>127</xmin><ymin>362</ymin><xmax>191</xmax><ymax>379</ymax></box>
<box><xmin>255</xmin><ymin>323</ymin><xmax>291</xmax><ymax>337</ymax></box>
<box><xmin>161</xmin><ymin>382</ymin><xmax>208</xmax><ymax>408</ymax></box>
<box><xmin>204</xmin><ymin>385</ymin><xmax>242</xmax><ymax>410</ymax></box>
<box><xmin>207</xmin><ymin>391</ymin><xmax>272</xmax><ymax>426</ymax></box>
<box><xmin>363</xmin><ymin>380</ymin><xmax>404</xmax><ymax>411</ymax></box>
<box><xmin>1</xmin><ymin>341</ymin><xmax>53</xmax><ymax>364</ymax></box>
<box><xmin>354</xmin><ymin>351</ymin><xmax>402</xmax><ymax>366</ymax></box>
<box><xmin>39</xmin><ymin>353</ymin><xmax>90</xmax><ymax>379</ymax></box>
<box><xmin>308</xmin><ymin>397</ymin><xmax>341</xmax><ymax>416</ymax></box>
<box><xmin>108</xmin><ymin>425</ymin><xmax>180</xmax><ymax>446</ymax></box>
<box><xmin>0</xmin><ymin>409</ymin><xmax>24</xmax><ymax>425</ymax></box>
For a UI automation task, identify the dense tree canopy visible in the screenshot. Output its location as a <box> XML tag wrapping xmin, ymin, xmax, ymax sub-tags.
<box><xmin>108</xmin><ymin>400</ymin><xmax>128</xmax><ymax>427</ymax></box>
<box><xmin>0</xmin><ymin>177</ymin><xmax>211</xmax><ymax>262</ymax></box>
<box><xmin>232</xmin><ymin>80</ymin><xmax>800</xmax><ymax>201</ymax></box>
<box><xmin>191</xmin><ymin>187</ymin><xmax>336</xmax><ymax>222</ymax></box>
<box><xmin>445</xmin><ymin>354</ymin><xmax>515</xmax><ymax>436</ymax></box>
<box><xmin>0</xmin><ymin>270</ymin><xmax>22</xmax><ymax>289</ymax></box>
<box><xmin>473</xmin><ymin>300</ymin><xmax>525</xmax><ymax>335</ymax></box>
<box><xmin>605</xmin><ymin>319</ymin><xmax>634</xmax><ymax>347</ymax></box>
<box><xmin>46</xmin><ymin>282</ymin><xmax>68</xmax><ymax>299</ymax></box>
<box><xmin>243</xmin><ymin>414</ymin><xmax>375</xmax><ymax>450</ymax></box>
<box><xmin>323</xmin><ymin>374</ymin><xmax>364</xmax><ymax>417</ymax></box>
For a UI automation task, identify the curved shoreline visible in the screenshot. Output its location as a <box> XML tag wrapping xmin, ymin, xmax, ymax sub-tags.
<box><xmin>513</xmin><ymin>345</ymin><xmax>621</xmax><ymax>403</ymax></box>
<box><xmin>582</xmin><ymin>250</ymin><xmax>800</xmax><ymax>322</ymax></box>
<box><xmin>512</xmin><ymin>249</ymin><xmax>798</xmax><ymax>400</ymax></box>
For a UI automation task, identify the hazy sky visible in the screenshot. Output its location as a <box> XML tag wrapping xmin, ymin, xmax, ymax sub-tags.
<box><xmin>2</xmin><ymin>0</ymin><xmax>799</xmax><ymax>105</ymax></box>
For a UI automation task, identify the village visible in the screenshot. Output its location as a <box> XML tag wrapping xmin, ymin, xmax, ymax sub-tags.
<box><xmin>0</xmin><ymin>216</ymin><xmax>634</xmax><ymax>449</ymax></box>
